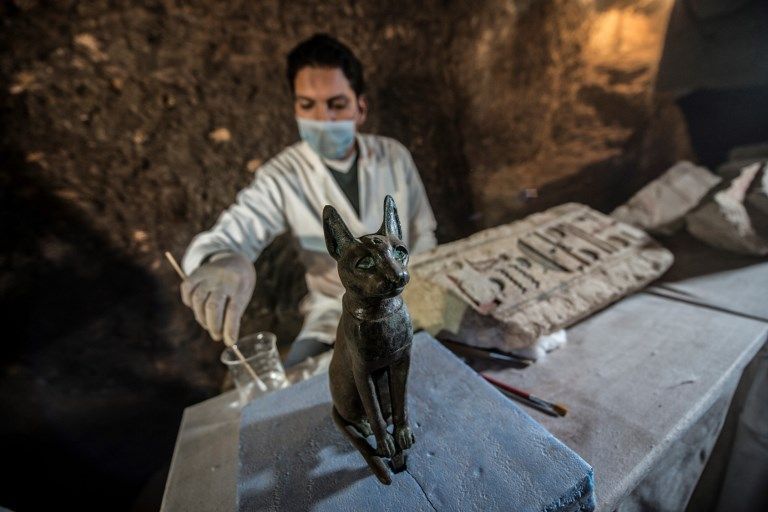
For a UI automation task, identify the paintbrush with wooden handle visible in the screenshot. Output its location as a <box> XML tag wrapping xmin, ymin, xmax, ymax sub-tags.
<box><xmin>482</xmin><ymin>373</ymin><xmax>568</xmax><ymax>417</ymax></box>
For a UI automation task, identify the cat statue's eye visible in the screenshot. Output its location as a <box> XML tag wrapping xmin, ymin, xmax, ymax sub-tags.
<box><xmin>394</xmin><ymin>247</ymin><xmax>408</xmax><ymax>262</ymax></box>
<box><xmin>357</xmin><ymin>256</ymin><xmax>375</xmax><ymax>270</ymax></box>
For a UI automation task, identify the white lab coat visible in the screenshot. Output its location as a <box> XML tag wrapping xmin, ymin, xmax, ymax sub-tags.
<box><xmin>182</xmin><ymin>133</ymin><xmax>438</xmax><ymax>344</ymax></box>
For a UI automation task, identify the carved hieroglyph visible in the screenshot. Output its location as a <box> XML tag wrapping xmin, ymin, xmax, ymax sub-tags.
<box><xmin>403</xmin><ymin>203</ymin><xmax>674</xmax><ymax>351</ymax></box>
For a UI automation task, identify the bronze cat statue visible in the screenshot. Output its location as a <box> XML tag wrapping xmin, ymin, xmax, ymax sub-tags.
<box><xmin>323</xmin><ymin>195</ymin><xmax>415</xmax><ymax>485</ymax></box>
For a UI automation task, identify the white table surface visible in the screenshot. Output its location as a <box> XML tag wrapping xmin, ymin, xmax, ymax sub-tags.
<box><xmin>161</xmin><ymin>288</ymin><xmax>768</xmax><ymax>511</ymax></box>
<box><xmin>483</xmin><ymin>293</ymin><xmax>767</xmax><ymax>511</ymax></box>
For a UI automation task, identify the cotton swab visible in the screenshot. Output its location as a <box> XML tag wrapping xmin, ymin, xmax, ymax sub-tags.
<box><xmin>164</xmin><ymin>251</ymin><xmax>268</xmax><ymax>393</ymax></box>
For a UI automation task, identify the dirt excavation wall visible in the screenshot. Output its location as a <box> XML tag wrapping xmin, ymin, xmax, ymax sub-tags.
<box><xmin>0</xmin><ymin>0</ymin><xmax>690</xmax><ymax>509</ymax></box>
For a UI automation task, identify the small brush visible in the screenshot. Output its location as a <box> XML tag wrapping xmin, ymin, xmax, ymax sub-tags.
<box><xmin>481</xmin><ymin>373</ymin><xmax>568</xmax><ymax>417</ymax></box>
<box><xmin>440</xmin><ymin>339</ymin><xmax>533</xmax><ymax>367</ymax></box>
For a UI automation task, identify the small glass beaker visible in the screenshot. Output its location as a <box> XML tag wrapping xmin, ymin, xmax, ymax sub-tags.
<box><xmin>221</xmin><ymin>332</ymin><xmax>288</xmax><ymax>406</ymax></box>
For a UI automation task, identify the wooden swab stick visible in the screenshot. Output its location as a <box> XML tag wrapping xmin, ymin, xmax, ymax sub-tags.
<box><xmin>164</xmin><ymin>251</ymin><xmax>186</xmax><ymax>282</ymax></box>
<box><xmin>164</xmin><ymin>251</ymin><xmax>268</xmax><ymax>393</ymax></box>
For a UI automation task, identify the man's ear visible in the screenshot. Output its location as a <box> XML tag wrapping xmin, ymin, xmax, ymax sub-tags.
<box><xmin>323</xmin><ymin>205</ymin><xmax>356</xmax><ymax>260</ymax></box>
<box><xmin>377</xmin><ymin>195</ymin><xmax>402</xmax><ymax>240</ymax></box>
<box><xmin>355</xmin><ymin>94</ymin><xmax>368</xmax><ymax>127</ymax></box>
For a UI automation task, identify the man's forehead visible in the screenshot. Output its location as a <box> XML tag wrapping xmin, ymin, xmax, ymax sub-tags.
<box><xmin>294</xmin><ymin>66</ymin><xmax>355</xmax><ymax>99</ymax></box>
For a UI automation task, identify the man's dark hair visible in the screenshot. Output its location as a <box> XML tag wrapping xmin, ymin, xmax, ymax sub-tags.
<box><xmin>287</xmin><ymin>34</ymin><xmax>365</xmax><ymax>96</ymax></box>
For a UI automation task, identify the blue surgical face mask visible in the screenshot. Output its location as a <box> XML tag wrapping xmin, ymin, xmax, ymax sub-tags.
<box><xmin>296</xmin><ymin>117</ymin><xmax>356</xmax><ymax>160</ymax></box>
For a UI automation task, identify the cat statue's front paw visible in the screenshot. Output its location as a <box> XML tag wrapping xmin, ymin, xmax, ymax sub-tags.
<box><xmin>395</xmin><ymin>425</ymin><xmax>415</xmax><ymax>450</ymax></box>
<box><xmin>377</xmin><ymin>432</ymin><xmax>396</xmax><ymax>458</ymax></box>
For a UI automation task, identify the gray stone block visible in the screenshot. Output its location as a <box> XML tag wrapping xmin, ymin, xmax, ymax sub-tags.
<box><xmin>404</xmin><ymin>203</ymin><xmax>673</xmax><ymax>352</ymax></box>
<box><xmin>238</xmin><ymin>332</ymin><xmax>595</xmax><ymax>511</ymax></box>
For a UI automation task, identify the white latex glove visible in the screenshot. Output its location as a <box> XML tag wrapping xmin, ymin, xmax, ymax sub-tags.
<box><xmin>180</xmin><ymin>252</ymin><xmax>256</xmax><ymax>345</ymax></box>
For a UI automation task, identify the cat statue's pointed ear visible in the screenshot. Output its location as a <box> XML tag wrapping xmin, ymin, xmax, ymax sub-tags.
<box><xmin>323</xmin><ymin>205</ymin><xmax>356</xmax><ymax>260</ymax></box>
<box><xmin>377</xmin><ymin>195</ymin><xmax>402</xmax><ymax>240</ymax></box>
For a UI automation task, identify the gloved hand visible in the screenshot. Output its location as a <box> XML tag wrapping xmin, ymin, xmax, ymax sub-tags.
<box><xmin>180</xmin><ymin>252</ymin><xmax>256</xmax><ymax>345</ymax></box>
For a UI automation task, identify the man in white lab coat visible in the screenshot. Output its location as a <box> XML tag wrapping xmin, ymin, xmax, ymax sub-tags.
<box><xmin>180</xmin><ymin>34</ymin><xmax>437</xmax><ymax>366</ymax></box>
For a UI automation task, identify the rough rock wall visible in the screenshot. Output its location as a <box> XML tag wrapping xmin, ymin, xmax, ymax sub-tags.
<box><xmin>450</xmin><ymin>0</ymin><xmax>692</xmax><ymax>226</ymax></box>
<box><xmin>0</xmin><ymin>0</ymin><xmax>689</xmax><ymax>509</ymax></box>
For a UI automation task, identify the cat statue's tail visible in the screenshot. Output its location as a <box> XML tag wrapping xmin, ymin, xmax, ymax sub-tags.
<box><xmin>331</xmin><ymin>406</ymin><xmax>392</xmax><ymax>485</ymax></box>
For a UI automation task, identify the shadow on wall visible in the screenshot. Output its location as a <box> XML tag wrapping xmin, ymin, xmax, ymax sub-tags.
<box><xmin>475</xmin><ymin>95</ymin><xmax>693</xmax><ymax>228</ymax></box>
<box><xmin>0</xmin><ymin>150</ymin><xmax>221</xmax><ymax>510</ymax></box>
<box><xmin>374</xmin><ymin>68</ymin><xmax>477</xmax><ymax>242</ymax></box>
